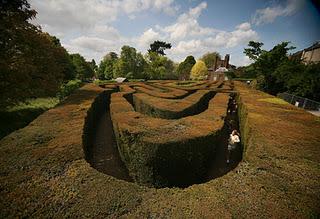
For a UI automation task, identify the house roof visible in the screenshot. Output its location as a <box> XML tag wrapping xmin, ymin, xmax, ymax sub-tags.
<box><xmin>304</xmin><ymin>41</ymin><xmax>320</xmax><ymax>52</ymax></box>
<box><xmin>115</xmin><ymin>77</ymin><xmax>128</xmax><ymax>83</ymax></box>
<box><xmin>215</xmin><ymin>67</ymin><xmax>229</xmax><ymax>72</ymax></box>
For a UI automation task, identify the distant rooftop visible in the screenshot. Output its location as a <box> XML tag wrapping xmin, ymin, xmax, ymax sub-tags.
<box><xmin>304</xmin><ymin>41</ymin><xmax>320</xmax><ymax>52</ymax></box>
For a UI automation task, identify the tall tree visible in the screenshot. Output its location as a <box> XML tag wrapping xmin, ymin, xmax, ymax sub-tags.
<box><xmin>0</xmin><ymin>0</ymin><xmax>77</xmax><ymax>107</ymax></box>
<box><xmin>148</xmin><ymin>41</ymin><xmax>172</xmax><ymax>56</ymax></box>
<box><xmin>90</xmin><ymin>59</ymin><xmax>97</xmax><ymax>72</ymax></box>
<box><xmin>177</xmin><ymin>56</ymin><xmax>196</xmax><ymax>80</ymax></box>
<box><xmin>244</xmin><ymin>41</ymin><xmax>265</xmax><ymax>61</ymax></box>
<box><xmin>113</xmin><ymin>46</ymin><xmax>146</xmax><ymax>79</ymax></box>
<box><xmin>97</xmin><ymin>52</ymin><xmax>118</xmax><ymax>80</ymax></box>
<box><xmin>145</xmin><ymin>52</ymin><xmax>175</xmax><ymax>79</ymax></box>
<box><xmin>70</xmin><ymin>54</ymin><xmax>94</xmax><ymax>80</ymax></box>
<box><xmin>45</xmin><ymin>34</ymin><xmax>76</xmax><ymax>80</ymax></box>
<box><xmin>200</xmin><ymin>52</ymin><xmax>221</xmax><ymax>69</ymax></box>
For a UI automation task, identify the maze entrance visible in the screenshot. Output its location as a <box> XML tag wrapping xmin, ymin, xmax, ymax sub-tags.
<box><xmin>86</xmin><ymin>80</ymin><xmax>243</xmax><ymax>188</ymax></box>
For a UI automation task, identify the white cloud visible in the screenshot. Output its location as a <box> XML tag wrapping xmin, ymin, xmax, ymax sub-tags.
<box><xmin>252</xmin><ymin>0</ymin><xmax>305</xmax><ymax>25</ymax></box>
<box><xmin>30</xmin><ymin>0</ymin><xmax>178</xmax><ymax>34</ymax></box>
<box><xmin>138</xmin><ymin>28</ymin><xmax>160</xmax><ymax>48</ymax></box>
<box><xmin>231</xmin><ymin>55</ymin><xmax>253</xmax><ymax>67</ymax></box>
<box><xmin>122</xmin><ymin>0</ymin><xmax>178</xmax><ymax>15</ymax></box>
<box><xmin>92</xmin><ymin>25</ymin><xmax>121</xmax><ymax>39</ymax></box>
<box><xmin>165</xmin><ymin>21</ymin><xmax>258</xmax><ymax>62</ymax></box>
<box><xmin>158</xmin><ymin>3</ymin><xmax>257</xmax><ymax>62</ymax></box>
<box><xmin>30</xmin><ymin>0</ymin><xmax>259</xmax><ymax>66</ymax></box>
<box><xmin>30</xmin><ymin>0</ymin><xmax>120</xmax><ymax>32</ymax></box>
<box><xmin>164</xmin><ymin>2</ymin><xmax>214</xmax><ymax>40</ymax></box>
<box><xmin>69</xmin><ymin>36</ymin><xmax>117</xmax><ymax>52</ymax></box>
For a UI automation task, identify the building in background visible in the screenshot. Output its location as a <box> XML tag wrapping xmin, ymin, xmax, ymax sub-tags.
<box><xmin>208</xmin><ymin>54</ymin><xmax>231</xmax><ymax>80</ymax></box>
<box><xmin>290</xmin><ymin>41</ymin><xmax>320</xmax><ymax>64</ymax></box>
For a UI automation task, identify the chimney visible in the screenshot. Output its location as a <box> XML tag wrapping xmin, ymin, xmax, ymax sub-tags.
<box><xmin>224</xmin><ymin>54</ymin><xmax>230</xmax><ymax>68</ymax></box>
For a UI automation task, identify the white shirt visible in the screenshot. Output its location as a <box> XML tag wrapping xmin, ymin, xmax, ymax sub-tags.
<box><xmin>230</xmin><ymin>134</ymin><xmax>240</xmax><ymax>145</ymax></box>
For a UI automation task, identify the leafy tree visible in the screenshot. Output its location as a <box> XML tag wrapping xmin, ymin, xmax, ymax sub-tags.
<box><xmin>274</xmin><ymin>60</ymin><xmax>320</xmax><ymax>101</ymax></box>
<box><xmin>148</xmin><ymin>41</ymin><xmax>172</xmax><ymax>56</ymax></box>
<box><xmin>243</xmin><ymin>41</ymin><xmax>295</xmax><ymax>94</ymax></box>
<box><xmin>45</xmin><ymin>34</ymin><xmax>76</xmax><ymax>80</ymax></box>
<box><xmin>177</xmin><ymin>56</ymin><xmax>196</xmax><ymax>80</ymax></box>
<box><xmin>97</xmin><ymin>52</ymin><xmax>118</xmax><ymax>80</ymax></box>
<box><xmin>200</xmin><ymin>52</ymin><xmax>221</xmax><ymax>69</ymax></box>
<box><xmin>253</xmin><ymin>42</ymin><xmax>295</xmax><ymax>94</ymax></box>
<box><xmin>0</xmin><ymin>0</ymin><xmax>81</xmax><ymax>108</ymax></box>
<box><xmin>145</xmin><ymin>52</ymin><xmax>175</xmax><ymax>79</ymax></box>
<box><xmin>244</xmin><ymin>41</ymin><xmax>265</xmax><ymax>61</ymax></box>
<box><xmin>113</xmin><ymin>46</ymin><xmax>146</xmax><ymax>79</ymax></box>
<box><xmin>89</xmin><ymin>59</ymin><xmax>97</xmax><ymax>72</ymax></box>
<box><xmin>190</xmin><ymin>60</ymin><xmax>208</xmax><ymax>80</ymax></box>
<box><xmin>70</xmin><ymin>53</ymin><xmax>94</xmax><ymax>80</ymax></box>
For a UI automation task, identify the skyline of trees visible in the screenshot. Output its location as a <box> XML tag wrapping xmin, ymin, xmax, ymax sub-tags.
<box><xmin>243</xmin><ymin>41</ymin><xmax>320</xmax><ymax>101</ymax></box>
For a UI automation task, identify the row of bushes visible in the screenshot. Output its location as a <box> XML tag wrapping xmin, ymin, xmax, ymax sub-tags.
<box><xmin>109</xmin><ymin>82</ymin><xmax>230</xmax><ymax>187</ymax></box>
<box><xmin>133</xmin><ymin>89</ymin><xmax>215</xmax><ymax>119</ymax></box>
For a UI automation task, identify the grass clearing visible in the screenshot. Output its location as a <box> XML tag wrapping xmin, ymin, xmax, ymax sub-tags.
<box><xmin>7</xmin><ymin>97</ymin><xmax>59</xmax><ymax>112</ymax></box>
<box><xmin>0</xmin><ymin>97</ymin><xmax>59</xmax><ymax>139</ymax></box>
<box><xmin>258</xmin><ymin>97</ymin><xmax>289</xmax><ymax>105</ymax></box>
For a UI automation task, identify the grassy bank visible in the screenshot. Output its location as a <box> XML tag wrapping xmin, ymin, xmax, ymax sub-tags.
<box><xmin>0</xmin><ymin>80</ymin><xmax>83</xmax><ymax>140</ymax></box>
<box><xmin>0</xmin><ymin>97</ymin><xmax>59</xmax><ymax>139</ymax></box>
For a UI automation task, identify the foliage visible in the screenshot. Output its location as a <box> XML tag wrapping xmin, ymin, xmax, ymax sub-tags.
<box><xmin>1</xmin><ymin>77</ymin><xmax>82</xmax><ymax>139</ymax></box>
<box><xmin>234</xmin><ymin>66</ymin><xmax>257</xmax><ymax>79</ymax></box>
<box><xmin>148</xmin><ymin>40</ymin><xmax>172</xmax><ymax>56</ymax></box>
<box><xmin>70</xmin><ymin>53</ymin><xmax>94</xmax><ymax>81</ymax></box>
<box><xmin>0</xmin><ymin>0</ymin><xmax>77</xmax><ymax>108</ymax></box>
<box><xmin>243</xmin><ymin>41</ymin><xmax>264</xmax><ymax>61</ymax></box>
<box><xmin>145</xmin><ymin>52</ymin><xmax>175</xmax><ymax>80</ymax></box>
<box><xmin>243</xmin><ymin>41</ymin><xmax>320</xmax><ymax>101</ymax></box>
<box><xmin>46</xmin><ymin>34</ymin><xmax>76</xmax><ymax>81</ymax></box>
<box><xmin>56</xmin><ymin>79</ymin><xmax>83</xmax><ymax>100</ymax></box>
<box><xmin>0</xmin><ymin>97</ymin><xmax>59</xmax><ymax>139</ymax></box>
<box><xmin>177</xmin><ymin>56</ymin><xmax>196</xmax><ymax>80</ymax></box>
<box><xmin>113</xmin><ymin>46</ymin><xmax>147</xmax><ymax>79</ymax></box>
<box><xmin>200</xmin><ymin>52</ymin><xmax>221</xmax><ymax>69</ymax></box>
<box><xmin>244</xmin><ymin>41</ymin><xmax>295</xmax><ymax>95</ymax></box>
<box><xmin>190</xmin><ymin>60</ymin><xmax>208</xmax><ymax>80</ymax></box>
<box><xmin>274</xmin><ymin>61</ymin><xmax>320</xmax><ymax>101</ymax></box>
<box><xmin>89</xmin><ymin>59</ymin><xmax>97</xmax><ymax>73</ymax></box>
<box><xmin>97</xmin><ymin>52</ymin><xmax>118</xmax><ymax>80</ymax></box>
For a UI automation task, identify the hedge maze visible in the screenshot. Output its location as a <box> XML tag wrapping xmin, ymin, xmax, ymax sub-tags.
<box><xmin>91</xmin><ymin>80</ymin><xmax>236</xmax><ymax>187</ymax></box>
<box><xmin>2</xmin><ymin>82</ymin><xmax>319</xmax><ymax>217</ymax></box>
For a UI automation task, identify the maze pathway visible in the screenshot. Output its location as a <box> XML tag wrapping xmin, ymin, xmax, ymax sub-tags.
<box><xmin>97</xmin><ymin>80</ymin><xmax>239</xmax><ymax>187</ymax></box>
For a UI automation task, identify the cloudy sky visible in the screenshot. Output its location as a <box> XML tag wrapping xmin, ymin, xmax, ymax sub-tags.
<box><xmin>29</xmin><ymin>0</ymin><xmax>320</xmax><ymax>66</ymax></box>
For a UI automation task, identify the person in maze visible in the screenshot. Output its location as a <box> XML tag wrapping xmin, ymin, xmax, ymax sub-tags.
<box><xmin>227</xmin><ymin>129</ymin><xmax>240</xmax><ymax>164</ymax></box>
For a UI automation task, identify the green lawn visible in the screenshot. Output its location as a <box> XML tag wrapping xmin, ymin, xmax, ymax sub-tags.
<box><xmin>0</xmin><ymin>97</ymin><xmax>59</xmax><ymax>139</ymax></box>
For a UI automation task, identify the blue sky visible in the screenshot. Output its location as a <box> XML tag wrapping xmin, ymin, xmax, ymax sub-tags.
<box><xmin>30</xmin><ymin>0</ymin><xmax>320</xmax><ymax>66</ymax></box>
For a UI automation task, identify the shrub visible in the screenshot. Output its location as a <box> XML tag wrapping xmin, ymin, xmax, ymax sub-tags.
<box><xmin>57</xmin><ymin>80</ymin><xmax>83</xmax><ymax>100</ymax></box>
<box><xmin>190</xmin><ymin>60</ymin><xmax>208</xmax><ymax>80</ymax></box>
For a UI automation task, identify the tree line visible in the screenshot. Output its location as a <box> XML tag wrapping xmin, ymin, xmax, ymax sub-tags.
<box><xmin>240</xmin><ymin>41</ymin><xmax>320</xmax><ymax>101</ymax></box>
<box><xmin>0</xmin><ymin>0</ymin><xmax>95</xmax><ymax>108</ymax></box>
<box><xmin>1</xmin><ymin>0</ymin><xmax>223</xmax><ymax>108</ymax></box>
<box><xmin>97</xmin><ymin>43</ymin><xmax>220</xmax><ymax>81</ymax></box>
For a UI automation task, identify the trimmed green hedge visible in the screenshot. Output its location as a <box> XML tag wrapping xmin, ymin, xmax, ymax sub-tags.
<box><xmin>133</xmin><ymin>90</ymin><xmax>215</xmax><ymax>119</ymax></box>
<box><xmin>110</xmin><ymin>90</ymin><xmax>229</xmax><ymax>187</ymax></box>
